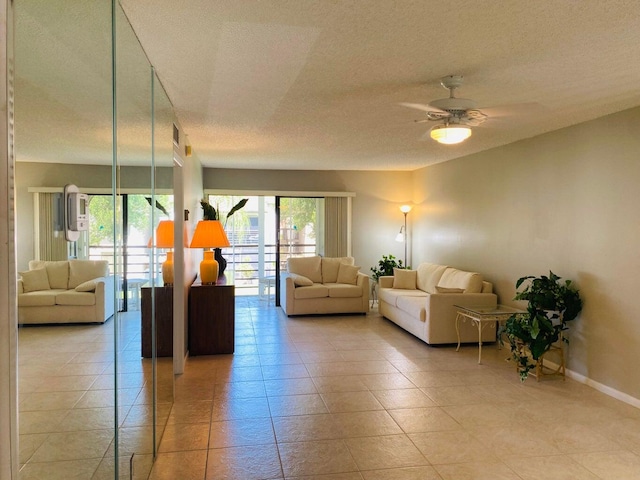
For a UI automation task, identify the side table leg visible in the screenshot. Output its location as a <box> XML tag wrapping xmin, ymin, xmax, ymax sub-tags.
<box><xmin>477</xmin><ymin>320</ymin><xmax>483</xmax><ymax>364</ymax></box>
<box><xmin>455</xmin><ymin>313</ymin><xmax>462</xmax><ymax>352</ymax></box>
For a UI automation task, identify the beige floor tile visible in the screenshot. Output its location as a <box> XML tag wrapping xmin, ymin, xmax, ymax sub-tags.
<box><xmin>504</xmin><ymin>454</ymin><xmax>601</xmax><ymax>479</ymax></box>
<box><xmin>211</xmin><ymin>395</ymin><xmax>271</xmax><ymax>421</ymax></box>
<box><xmin>214</xmin><ymin>380</ymin><xmax>266</xmax><ymax>399</ymax></box>
<box><xmin>209</xmin><ymin>417</ymin><xmax>275</xmax><ymax>448</ymax></box>
<box><xmin>148</xmin><ymin>450</ymin><xmax>208</xmax><ymax>480</ymax></box>
<box><xmin>207</xmin><ymin>443</ymin><xmax>283</xmax><ymax>479</ymax></box>
<box><xmin>389</xmin><ymin>407</ymin><xmax>462</xmax><ymax>433</ymax></box>
<box><xmin>112</xmin><ymin>426</ymin><xmax>156</xmax><ymax>456</ymax></box>
<box><xmin>321</xmin><ymin>390</ymin><xmax>384</xmax><ymax>413</ymax></box>
<box><xmin>333</xmin><ymin>410</ymin><xmax>404</xmax><ymax>437</ymax></box>
<box><xmin>259</xmin><ymin>352</ymin><xmax>304</xmax><ymax>365</ymax></box>
<box><xmin>443</xmin><ymin>402</ymin><xmax>534</xmax><ymax>427</ymax></box>
<box><xmin>545</xmin><ymin>423</ymin><xmax>623</xmax><ymax>453</ymax></box>
<box><xmin>469</xmin><ymin>424</ymin><xmax>562</xmax><ymax>458</ymax></box>
<box><xmin>403</xmin><ymin>370</ymin><xmax>466</xmax><ymax>388</ymax></box>
<box><xmin>372</xmin><ymin>388</ymin><xmax>436</xmax><ymax>409</ymax></box>
<box><xmin>34</xmin><ymin>374</ymin><xmax>99</xmax><ymax>393</ymax></box>
<box><xmin>261</xmin><ymin>363</ymin><xmax>310</xmax><ymax>380</ymax></box>
<box><xmin>409</xmin><ymin>430</ymin><xmax>500</xmax><ymax>464</ymax></box>
<box><xmin>308</xmin><ymin>360</ymin><xmax>399</xmax><ymax>377</ymax></box>
<box><xmin>18</xmin><ymin>457</ymin><xmax>102</xmax><ymax>480</ymax></box>
<box><xmin>570</xmin><ymin>450</ymin><xmax>640</xmax><ymax>480</ymax></box>
<box><xmin>434</xmin><ymin>461</ymin><xmax>521</xmax><ymax>480</ymax></box>
<box><xmin>264</xmin><ymin>377</ymin><xmax>318</xmax><ymax>396</ymax></box>
<box><xmin>18</xmin><ymin>433</ymin><xmax>48</xmax><ymax>464</ymax></box>
<box><xmin>312</xmin><ymin>375</ymin><xmax>370</xmax><ymax>393</ymax></box>
<box><xmin>157</xmin><ymin>423</ymin><xmax>210</xmax><ymax>452</ymax></box>
<box><xmin>268</xmin><ymin>393</ymin><xmax>329</xmax><ymax>416</ymax></box>
<box><xmin>166</xmin><ymin>400</ymin><xmax>212</xmax><ymax>424</ymax></box>
<box><xmin>19</xmin><ymin>409</ymin><xmax>69</xmax><ymax>434</ymax></box>
<box><xmin>29</xmin><ymin>429</ymin><xmax>114</xmax><ymax>462</ymax></box>
<box><xmin>272</xmin><ymin>414</ymin><xmax>344</xmax><ymax>443</ymax></box>
<box><xmin>344</xmin><ymin>434</ymin><xmax>428</xmax><ymax>470</ymax></box>
<box><xmin>421</xmin><ymin>385</ymin><xmax>495</xmax><ymax>406</ymax></box>
<box><xmin>278</xmin><ymin>439</ymin><xmax>358</xmax><ymax>477</ymax></box>
<box><xmin>58</xmin><ymin>407</ymin><xmax>117</xmax><ymax>431</ymax></box>
<box><xmin>20</xmin><ymin>390</ymin><xmax>85</xmax><ymax>411</ymax></box>
<box><xmin>361</xmin><ymin>466</ymin><xmax>443</xmax><ymax>480</ymax></box>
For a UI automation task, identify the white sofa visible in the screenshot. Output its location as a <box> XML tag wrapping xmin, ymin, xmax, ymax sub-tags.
<box><xmin>280</xmin><ymin>255</ymin><xmax>370</xmax><ymax>316</ymax></box>
<box><xmin>378</xmin><ymin>263</ymin><xmax>497</xmax><ymax>345</ymax></box>
<box><xmin>18</xmin><ymin>260</ymin><xmax>115</xmax><ymax>325</ymax></box>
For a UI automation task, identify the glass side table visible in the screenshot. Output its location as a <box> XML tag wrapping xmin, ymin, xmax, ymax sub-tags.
<box><xmin>454</xmin><ymin>304</ymin><xmax>525</xmax><ymax>364</ymax></box>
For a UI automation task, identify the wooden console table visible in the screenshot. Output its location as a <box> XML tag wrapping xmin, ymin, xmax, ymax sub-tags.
<box><xmin>141</xmin><ymin>285</ymin><xmax>173</xmax><ymax>358</ymax></box>
<box><xmin>188</xmin><ymin>281</ymin><xmax>235</xmax><ymax>355</ymax></box>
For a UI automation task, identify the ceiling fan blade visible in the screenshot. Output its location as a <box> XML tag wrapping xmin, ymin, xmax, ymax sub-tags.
<box><xmin>399</xmin><ymin>102</ymin><xmax>448</xmax><ymax>114</ymax></box>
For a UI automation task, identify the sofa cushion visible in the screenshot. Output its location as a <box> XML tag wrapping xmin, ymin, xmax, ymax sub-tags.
<box><xmin>438</xmin><ymin>268</ymin><xmax>484</xmax><ymax>293</ymax></box>
<box><xmin>327</xmin><ymin>283</ymin><xmax>363</xmax><ymax>298</ymax></box>
<box><xmin>293</xmin><ymin>284</ymin><xmax>329</xmax><ymax>299</ymax></box>
<box><xmin>288</xmin><ymin>256</ymin><xmax>322</xmax><ymax>284</ymax></box>
<box><xmin>56</xmin><ymin>291</ymin><xmax>97</xmax><ymax>306</ymax></box>
<box><xmin>68</xmin><ymin>260</ymin><xmax>109</xmax><ymax>289</ymax></box>
<box><xmin>20</xmin><ymin>268</ymin><xmax>51</xmax><ymax>293</ymax></box>
<box><xmin>290</xmin><ymin>273</ymin><xmax>313</xmax><ymax>287</ymax></box>
<box><xmin>75</xmin><ymin>278</ymin><xmax>99</xmax><ymax>292</ymax></box>
<box><xmin>30</xmin><ymin>260</ymin><xmax>69</xmax><ymax>290</ymax></box>
<box><xmin>396</xmin><ymin>295</ymin><xmax>427</xmax><ymax>322</ymax></box>
<box><xmin>321</xmin><ymin>257</ymin><xmax>354</xmax><ymax>283</ymax></box>
<box><xmin>393</xmin><ymin>268</ymin><xmax>417</xmax><ymax>290</ymax></box>
<box><xmin>336</xmin><ymin>263</ymin><xmax>360</xmax><ymax>285</ymax></box>
<box><xmin>416</xmin><ymin>263</ymin><xmax>448</xmax><ymax>293</ymax></box>
<box><xmin>17</xmin><ymin>290</ymin><xmax>61</xmax><ymax>307</ymax></box>
<box><xmin>435</xmin><ymin>286</ymin><xmax>465</xmax><ymax>293</ymax></box>
<box><xmin>378</xmin><ymin>287</ymin><xmax>427</xmax><ymax>307</ymax></box>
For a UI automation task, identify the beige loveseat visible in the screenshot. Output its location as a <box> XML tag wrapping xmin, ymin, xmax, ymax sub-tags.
<box><xmin>18</xmin><ymin>260</ymin><xmax>115</xmax><ymax>325</ymax></box>
<box><xmin>378</xmin><ymin>263</ymin><xmax>497</xmax><ymax>345</ymax></box>
<box><xmin>280</xmin><ymin>255</ymin><xmax>369</xmax><ymax>316</ymax></box>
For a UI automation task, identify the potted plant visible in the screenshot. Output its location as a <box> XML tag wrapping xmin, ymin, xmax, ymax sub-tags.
<box><xmin>370</xmin><ymin>254</ymin><xmax>409</xmax><ymax>282</ymax></box>
<box><xmin>200</xmin><ymin>198</ymin><xmax>248</xmax><ymax>276</ymax></box>
<box><xmin>502</xmin><ymin>271</ymin><xmax>583</xmax><ymax>381</ymax></box>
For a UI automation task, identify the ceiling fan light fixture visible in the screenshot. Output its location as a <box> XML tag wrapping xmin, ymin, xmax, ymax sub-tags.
<box><xmin>430</xmin><ymin>124</ymin><xmax>472</xmax><ymax>145</ymax></box>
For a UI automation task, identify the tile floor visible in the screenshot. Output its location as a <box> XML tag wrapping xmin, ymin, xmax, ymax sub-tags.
<box><xmin>18</xmin><ymin>296</ymin><xmax>640</xmax><ymax>479</ymax></box>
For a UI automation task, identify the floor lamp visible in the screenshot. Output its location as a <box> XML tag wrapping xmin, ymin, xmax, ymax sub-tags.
<box><xmin>395</xmin><ymin>205</ymin><xmax>412</xmax><ymax>266</ymax></box>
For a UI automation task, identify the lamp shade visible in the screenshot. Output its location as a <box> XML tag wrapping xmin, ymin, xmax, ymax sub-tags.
<box><xmin>155</xmin><ymin>220</ymin><xmax>175</xmax><ymax>248</ymax></box>
<box><xmin>189</xmin><ymin>220</ymin><xmax>231</xmax><ymax>249</ymax></box>
<box><xmin>430</xmin><ymin>124</ymin><xmax>472</xmax><ymax>145</ymax></box>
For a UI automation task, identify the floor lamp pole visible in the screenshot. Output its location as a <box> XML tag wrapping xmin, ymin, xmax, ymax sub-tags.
<box><xmin>403</xmin><ymin>211</ymin><xmax>408</xmax><ymax>266</ymax></box>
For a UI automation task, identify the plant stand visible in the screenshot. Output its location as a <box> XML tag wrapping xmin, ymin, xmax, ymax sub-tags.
<box><xmin>531</xmin><ymin>344</ymin><xmax>565</xmax><ymax>381</ymax></box>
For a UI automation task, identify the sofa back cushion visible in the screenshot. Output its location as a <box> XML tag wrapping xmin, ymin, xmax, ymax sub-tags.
<box><xmin>322</xmin><ymin>256</ymin><xmax>354</xmax><ymax>283</ymax></box>
<box><xmin>287</xmin><ymin>256</ymin><xmax>322</xmax><ymax>283</ymax></box>
<box><xmin>438</xmin><ymin>267</ymin><xmax>483</xmax><ymax>293</ymax></box>
<box><xmin>416</xmin><ymin>263</ymin><xmax>448</xmax><ymax>293</ymax></box>
<box><xmin>29</xmin><ymin>260</ymin><xmax>70</xmax><ymax>290</ymax></box>
<box><xmin>20</xmin><ymin>268</ymin><xmax>51</xmax><ymax>293</ymax></box>
<box><xmin>68</xmin><ymin>260</ymin><xmax>109</xmax><ymax>289</ymax></box>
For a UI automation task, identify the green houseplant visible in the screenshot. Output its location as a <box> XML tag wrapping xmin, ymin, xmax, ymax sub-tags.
<box><xmin>370</xmin><ymin>254</ymin><xmax>409</xmax><ymax>282</ymax></box>
<box><xmin>502</xmin><ymin>271</ymin><xmax>583</xmax><ymax>381</ymax></box>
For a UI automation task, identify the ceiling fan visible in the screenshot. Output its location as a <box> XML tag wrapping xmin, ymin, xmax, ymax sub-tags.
<box><xmin>401</xmin><ymin>75</ymin><xmax>488</xmax><ymax>145</ymax></box>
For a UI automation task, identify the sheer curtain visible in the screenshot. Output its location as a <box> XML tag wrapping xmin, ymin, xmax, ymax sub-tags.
<box><xmin>323</xmin><ymin>196</ymin><xmax>350</xmax><ymax>257</ymax></box>
<box><xmin>36</xmin><ymin>193</ymin><xmax>67</xmax><ymax>260</ymax></box>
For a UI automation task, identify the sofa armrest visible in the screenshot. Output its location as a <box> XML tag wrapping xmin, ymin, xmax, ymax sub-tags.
<box><xmin>94</xmin><ymin>275</ymin><xmax>116</xmax><ymax>321</ymax></box>
<box><xmin>17</xmin><ymin>278</ymin><xmax>24</xmax><ymax>294</ymax></box>
<box><xmin>379</xmin><ymin>276</ymin><xmax>394</xmax><ymax>288</ymax></box>
<box><xmin>279</xmin><ymin>273</ymin><xmax>296</xmax><ymax>314</ymax></box>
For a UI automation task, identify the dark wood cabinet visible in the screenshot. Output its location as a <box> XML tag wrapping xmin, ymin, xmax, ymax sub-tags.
<box><xmin>141</xmin><ymin>286</ymin><xmax>174</xmax><ymax>358</ymax></box>
<box><xmin>188</xmin><ymin>283</ymin><xmax>235</xmax><ymax>355</ymax></box>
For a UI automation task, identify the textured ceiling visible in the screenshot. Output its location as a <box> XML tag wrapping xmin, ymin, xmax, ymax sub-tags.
<box><xmin>16</xmin><ymin>1</ymin><xmax>640</xmax><ymax>171</ymax></box>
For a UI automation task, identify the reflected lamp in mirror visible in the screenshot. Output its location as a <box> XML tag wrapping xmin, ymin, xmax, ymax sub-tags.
<box><xmin>189</xmin><ymin>220</ymin><xmax>231</xmax><ymax>284</ymax></box>
<box><xmin>153</xmin><ymin>220</ymin><xmax>175</xmax><ymax>286</ymax></box>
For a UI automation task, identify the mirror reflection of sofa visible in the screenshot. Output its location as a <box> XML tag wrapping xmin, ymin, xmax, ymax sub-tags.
<box><xmin>17</xmin><ymin>260</ymin><xmax>115</xmax><ymax>324</ymax></box>
<box><xmin>280</xmin><ymin>255</ymin><xmax>370</xmax><ymax>316</ymax></box>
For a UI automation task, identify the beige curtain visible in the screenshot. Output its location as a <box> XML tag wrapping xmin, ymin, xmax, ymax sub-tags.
<box><xmin>324</xmin><ymin>196</ymin><xmax>349</xmax><ymax>257</ymax></box>
<box><xmin>37</xmin><ymin>193</ymin><xmax>68</xmax><ymax>260</ymax></box>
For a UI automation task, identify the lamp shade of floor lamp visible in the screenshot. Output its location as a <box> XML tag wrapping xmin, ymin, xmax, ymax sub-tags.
<box><xmin>189</xmin><ymin>220</ymin><xmax>231</xmax><ymax>284</ymax></box>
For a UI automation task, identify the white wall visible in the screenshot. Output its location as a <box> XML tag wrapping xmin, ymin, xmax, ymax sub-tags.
<box><xmin>412</xmin><ymin>106</ymin><xmax>640</xmax><ymax>400</ymax></box>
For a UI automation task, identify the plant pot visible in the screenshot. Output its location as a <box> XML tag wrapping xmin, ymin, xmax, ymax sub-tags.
<box><xmin>214</xmin><ymin>248</ymin><xmax>227</xmax><ymax>277</ymax></box>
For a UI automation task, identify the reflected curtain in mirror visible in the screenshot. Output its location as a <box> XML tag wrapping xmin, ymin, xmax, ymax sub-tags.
<box><xmin>36</xmin><ymin>193</ymin><xmax>67</xmax><ymax>260</ymax></box>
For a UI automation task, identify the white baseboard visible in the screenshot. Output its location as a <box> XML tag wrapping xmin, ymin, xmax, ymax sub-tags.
<box><xmin>543</xmin><ymin>359</ymin><xmax>640</xmax><ymax>409</ymax></box>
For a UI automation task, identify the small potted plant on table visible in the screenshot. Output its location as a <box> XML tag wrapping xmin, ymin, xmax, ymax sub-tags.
<box><xmin>502</xmin><ymin>271</ymin><xmax>583</xmax><ymax>382</ymax></box>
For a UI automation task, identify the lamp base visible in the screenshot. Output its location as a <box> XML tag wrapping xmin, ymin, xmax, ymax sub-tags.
<box><xmin>162</xmin><ymin>251</ymin><xmax>174</xmax><ymax>286</ymax></box>
<box><xmin>200</xmin><ymin>250</ymin><xmax>219</xmax><ymax>285</ymax></box>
